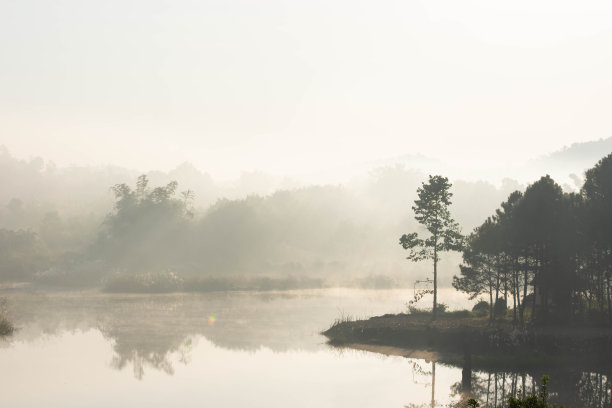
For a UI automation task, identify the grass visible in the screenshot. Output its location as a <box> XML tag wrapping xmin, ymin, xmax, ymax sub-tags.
<box><xmin>0</xmin><ymin>317</ymin><xmax>15</xmax><ymax>336</ymax></box>
<box><xmin>0</xmin><ymin>298</ymin><xmax>15</xmax><ymax>337</ymax></box>
<box><xmin>327</xmin><ymin>309</ymin><xmax>355</xmax><ymax>330</ymax></box>
<box><xmin>407</xmin><ymin>304</ymin><xmax>474</xmax><ymax>319</ymax></box>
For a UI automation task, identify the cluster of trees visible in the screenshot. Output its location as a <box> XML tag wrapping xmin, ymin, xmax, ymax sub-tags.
<box><xmin>3</xmin><ymin>142</ymin><xmax>610</xmax><ymax>294</ymax></box>
<box><xmin>0</xmin><ymin>144</ymin><xmax>533</xmax><ymax>288</ymax></box>
<box><xmin>93</xmin><ymin>175</ymin><xmax>195</xmax><ymax>270</ymax></box>
<box><xmin>0</xmin><ymin>229</ymin><xmax>48</xmax><ymax>281</ymax></box>
<box><xmin>453</xmin><ymin>153</ymin><xmax>612</xmax><ymax>326</ymax></box>
<box><xmin>94</xmin><ymin>176</ymin><xmax>392</xmax><ymax>279</ymax></box>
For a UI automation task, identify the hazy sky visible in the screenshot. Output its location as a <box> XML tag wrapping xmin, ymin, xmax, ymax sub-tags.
<box><xmin>1</xmin><ymin>0</ymin><xmax>611</xmax><ymax>179</ymax></box>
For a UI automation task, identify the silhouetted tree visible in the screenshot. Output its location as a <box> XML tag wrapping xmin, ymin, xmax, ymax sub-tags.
<box><xmin>453</xmin><ymin>155</ymin><xmax>612</xmax><ymax>325</ymax></box>
<box><xmin>453</xmin><ymin>218</ymin><xmax>500</xmax><ymax>321</ymax></box>
<box><xmin>582</xmin><ymin>153</ymin><xmax>612</xmax><ymax>321</ymax></box>
<box><xmin>400</xmin><ymin>175</ymin><xmax>463</xmax><ymax>319</ymax></box>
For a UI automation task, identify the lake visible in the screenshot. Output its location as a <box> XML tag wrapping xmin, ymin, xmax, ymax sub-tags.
<box><xmin>0</xmin><ymin>288</ymin><xmax>609</xmax><ymax>407</ymax></box>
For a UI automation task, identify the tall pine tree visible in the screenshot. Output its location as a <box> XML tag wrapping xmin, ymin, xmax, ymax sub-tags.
<box><xmin>400</xmin><ymin>175</ymin><xmax>463</xmax><ymax>319</ymax></box>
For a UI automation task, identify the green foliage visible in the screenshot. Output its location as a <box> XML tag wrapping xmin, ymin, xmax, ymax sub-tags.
<box><xmin>0</xmin><ymin>317</ymin><xmax>14</xmax><ymax>336</ymax></box>
<box><xmin>453</xmin><ymin>155</ymin><xmax>612</xmax><ymax>325</ymax></box>
<box><xmin>507</xmin><ymin>375</ymin><xmax>563</xmax><ymax>408</ymax></box>
<box><xmin>408</xmin><ymin>302</ymin><xmax>450</xmax><ymax>315</ymax></box>
<box><xmin>95</xmin><ymin>175</ymin><xmax>193</xmax><ymax>269</ymax></box>
<box><xmin>453</xmin><ymin>216</ymin><xmax>502</xmax><ymax>322</ymax></box>
<box><xmin>400</xmin><ymin>175</ymin><xmax>463</xmax><ymax>318</ymax></box>
<box><xmin>466</xmin><ymin>398</ymin><xmax>480</xmax><ymax>408</ymax></box>
<box><xmin>436</xmin><ymin>302</ymin><xmax>449</xmax><ymax>313</ymax></box>
<box><xmin>495</xmin><ymin>298</ymin><xmax>507</xmax><ymax>317</ymax></box>
<box><xmin>329</xmin><ymin>310</ymin><xmax>355</xmax><ymax>329</ymax></box>
<box><xmin>407</xmin><ymin>305</ymin><xmax>432</xmax><ymax>316</ymax></box>
<box><xmin>0</xmin><ymin>298</ymin><xmax>15</xmax><ymax>336</ymax></box>
<box><xmin>400</xmin><ymin>176</ymin><xmax>463</xmax><ymax>261</ymax></box>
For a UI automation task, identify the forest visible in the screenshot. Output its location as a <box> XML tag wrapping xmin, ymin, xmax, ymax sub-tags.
<box><xmin>1</xmin><ymin>145</ymin><xmax>611</xmax><ymax>303</ymax></box>
<box><xmin>454</xmin><ymin>153</ymin><xmax>612</xmax><ymax>326</ymax></box>
<box><xmin>0</xmin><ymin>144</ymin><xmax>527</xmax><ymax>290</ymax></box>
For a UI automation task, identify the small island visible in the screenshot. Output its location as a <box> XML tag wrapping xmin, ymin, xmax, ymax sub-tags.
<box><xmin>323</xmin><ymin>311</ymin><xmax>612</xmax><ymax>370</ymax></box>
<box><xmin>324</xmin><ymin>153</ymin><xmax>612</xmax><ymax>373</ymax></box>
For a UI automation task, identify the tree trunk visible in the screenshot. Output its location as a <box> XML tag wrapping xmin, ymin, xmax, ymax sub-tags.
<box><xmin>502</xmin><ymin>372</ymin><xmax>506</xmax><ymax>405</ymax></box>
<box><xmin>433</xmin><ymin>238</ymin><xmax>438</xmax><ymax>320</ymax></box>
<box><xmin>532</xmin><ymin>254</ymin><xmax>538</xmax><ymax>323</ymax></box>
<box><xmin>503</xmin><ymin>258</ymin><xmax>508</xmax><ymax>306</ymax></box>
<box><xmin>598</xmin><ymin>250</ymin><xmax>605</xmax><ymax>317</ymax></box>
<box><xmin>607</xmin><ymin>275</ymin><xmax>611</xmax><ymax>322</ymax></box>
<box><xmin>494</xmin><ymin>258</ymin><xmax>500</xmax><ymax>321</ymax></box>
<box><xmin>521</xmin><ymin>259</ymin><xmax>529</xmax><ymax>329</ymax></box>
<box><xmin>489</xmin><ymin>280</ymin><xmax>494</xmax><ymax>323</ymax></box>
<box><xmin>532</xmin><ymin>281</ymin><xmax>537</xmax><ymax>322</ymax></box>
<box><xmin>486</xmin><ymin>373</ymin><xmax>491</xmax><ymax>408</ymax></box>
<box><xmin>512</xmin><ymin>257</ymin><xmax>518</xmax><ymax>327</ymax></box>
<box><xmin>494</xmin><ymin>372</ymin><xmax>498</xmax><ymax>408</ymax></box>
<box><xmin>462</xmin><ymin>343</ymin><xmax>472</xmax><ymax>393</ymax></box>
<box><xmin>431</xmin><ymin>361</ymin><xmax>436</xmax><ymax>408</ymax></box>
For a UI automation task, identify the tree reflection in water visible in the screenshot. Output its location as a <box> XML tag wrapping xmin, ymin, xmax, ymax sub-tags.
<box><xmin>3</xmin><ymin>290</ymin><xmax>612</xmax><ymax>406</ymax></box>
<box><xmin>448</xmin><ymin>369</ymin><xmax>611</xmax><ymax>408</ymax></box>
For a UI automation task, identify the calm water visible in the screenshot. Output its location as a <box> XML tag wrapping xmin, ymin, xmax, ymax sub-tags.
<box><xmin>0</xmin><ymin>288</ymin><xmax>610</xmax><ymax>407</ymax></box>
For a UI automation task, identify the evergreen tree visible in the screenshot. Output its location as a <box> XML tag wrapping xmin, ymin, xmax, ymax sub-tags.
<box><xmin>400</xmin><ymin>175</ymin><xmax>463</xmax><ymax>319</ymax></box>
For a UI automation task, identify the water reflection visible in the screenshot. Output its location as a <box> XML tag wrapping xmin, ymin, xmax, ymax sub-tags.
<box><xmin>450</xmin><ymin>370</ymin><xmax>611</xmax><ymax>408</ymax></box>
<box><xmin>1</xmin><ymin>289</ymin><xmax>421</xmax><ymax>379</ymax></box>
<box><xmin>0</xmin><ymin>289</ymin><xmax>611</xmax><ymax>407</ymax></box>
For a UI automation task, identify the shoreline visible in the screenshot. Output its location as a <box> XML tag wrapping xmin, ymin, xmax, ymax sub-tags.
<box><xmin>322</xmin><ymin>313</ymin><xmax>612</xmax><ymax>370</ymax></box>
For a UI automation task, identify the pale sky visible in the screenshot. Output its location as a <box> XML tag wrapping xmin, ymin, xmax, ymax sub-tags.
<box><xmin>1</xmin><ymin>0</ymin><xmax>611</xmax><ymax>179</ymax></box>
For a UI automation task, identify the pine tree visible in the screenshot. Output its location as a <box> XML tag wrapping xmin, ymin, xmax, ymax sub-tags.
<box><xmin>400</xmin><ymin>175</ymin><xmax>463</xmax><ymax>319</ymax></box>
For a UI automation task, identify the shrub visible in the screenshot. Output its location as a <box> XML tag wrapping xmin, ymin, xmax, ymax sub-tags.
<box><xmin>0</xmin><ymin>298</ymin><xmax>15</xmax><ymax>336</ymax></box>
<box><xmin>495</xmin><ymin>298</ymin><xmax>507</xmax><ymax>317</ymax></box>
<box><xmin>0</xmin><ymin>317</ymin><xmax>14</xmax><ymax>336</ymax></box>
<box><xmin>472</xmin><ymin>300</ymin><xmax>489</xmax><ymax>317</ymax></box>
<box><xmin>408</xmin><ymin>302</ymin><xmax>448</xmax><ymax>316</ymax></box>
<box><xmin>436</xmin><ymin>303</ymin><xmax>449</xmax><ymax>313</ymax></box>
<box><xmin>507</xmin><ymin>375</ymin><xmax>557</xmax><ymax>408</ymax></box>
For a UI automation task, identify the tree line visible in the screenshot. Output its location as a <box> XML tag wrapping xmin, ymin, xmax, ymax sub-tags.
<box><xmin>453</xmin><ymin>153</ymin><xmax>612</xmax><ymax>326</ymax></box>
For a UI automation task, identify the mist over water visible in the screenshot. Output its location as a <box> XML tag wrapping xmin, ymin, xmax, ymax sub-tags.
<box><xmin>2</xmin><ymin>1</ymin><xmax>612</xmax><ymax>406</ymax></box>
<box><xmin>1</xmin><ymin>289</ymin><xmax>609</xmax><ymax>408</ymax></box>
<box><xmin>0</xmin><ymin>289</ymin><xmax>460</xmax><ymax>407</ymax></box>
<box><xmin>2</xmin><ymin>142</ymin><xmax>612</xmax><ymax>407</ymax></box>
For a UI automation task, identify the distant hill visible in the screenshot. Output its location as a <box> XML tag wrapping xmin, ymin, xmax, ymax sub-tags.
<box><xmin>527</xmin><ymin>137</ymin><xmax>612</xmax><ymax>188</ymax></box>
<box><xmin>367</xmin><ymin>137</ymin><xmax>612</xmax><ymax>190</ymax></box>
<box><xmin>541</xmin><ymin>137</ymin><xmax>612</xmax><ymax>163</ymax></box>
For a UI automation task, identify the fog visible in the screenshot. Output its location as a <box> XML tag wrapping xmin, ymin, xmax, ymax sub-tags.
<box><xmin>3</xmin><ymin>1</ymin><xmax>612</xmax><ymax>179</ymax></box>
<box><xmin>1</xmin><ymin>138</ymin><xmax>609</xmax><ymax>290</ymax></box>
<box><xmin>2</xmin><ymin>2</ymin><xmax>612</xmax><ymax>406</ymax></box>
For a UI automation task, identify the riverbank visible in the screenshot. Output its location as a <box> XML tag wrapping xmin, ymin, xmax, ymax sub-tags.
<box><xmin>322</xmin><ymin>313</ymin><xmax>612</xmax><ymax>369</ymax></box>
